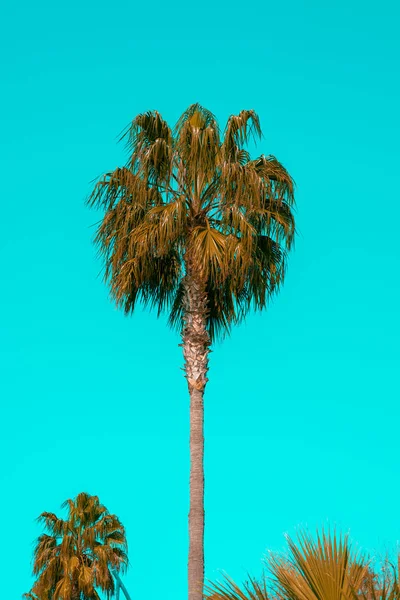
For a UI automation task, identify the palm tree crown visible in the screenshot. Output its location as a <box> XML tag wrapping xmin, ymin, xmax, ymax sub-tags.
<box><xmin>25</xmin><ymin>492</ymin><xmax>128</xmax><ymax>600</ymax></box>
<box><xmin>88</xmin><ymin>103</ymin><xmax>295</xmax><ymax>340</ymax></box>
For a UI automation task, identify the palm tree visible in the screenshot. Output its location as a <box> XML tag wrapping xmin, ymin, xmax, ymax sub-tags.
<box><xmin>24</xmin><ymin>492</ymin><xmax>128</xmax><ymax>600</ymax></box>
<box><xmin>87</xmin><ymin>104</ymin><xmax>296</xmax><ymax>600</ymax></box>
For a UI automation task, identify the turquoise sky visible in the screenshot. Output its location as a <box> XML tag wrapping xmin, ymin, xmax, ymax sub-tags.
<box><xmin>1</xmin><ymin>0</ymin><xmax>400</xmax><ymax>598</ymax></box>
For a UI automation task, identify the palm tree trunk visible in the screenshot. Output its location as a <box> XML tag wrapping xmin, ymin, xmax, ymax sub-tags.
<box><xmin>182</xmin><ymin>261</ymin><xmax>210</xmax><ymax>600</ymax></box>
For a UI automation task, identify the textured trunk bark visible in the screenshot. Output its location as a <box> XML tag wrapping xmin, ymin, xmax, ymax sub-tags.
<box><xmin>182</xmin><ymin>260</ymin><xmax>210</xmax><ymax>600</ymax></box>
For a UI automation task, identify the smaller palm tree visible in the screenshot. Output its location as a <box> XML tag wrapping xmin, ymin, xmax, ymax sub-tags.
<box><xmin>24</xmin><ymin>492</ymin><xmax>128</xmax><ymax>600</ymax></box>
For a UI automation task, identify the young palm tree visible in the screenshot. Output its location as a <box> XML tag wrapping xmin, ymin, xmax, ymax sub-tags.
<box><xmin>87</xmin><ymin>104</ymin><xmax>296</xmax><ymax>600</ymax></box>
<box><xmin>24</xmin><ymin>492</ymin><xmax>128</xmax><ymax>600</ymax></box>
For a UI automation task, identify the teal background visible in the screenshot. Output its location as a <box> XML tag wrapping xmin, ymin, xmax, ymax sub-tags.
<box><xmin>1</xmin><ymin>0</ymin><xmax>399</xmax><ymax>597</ymax></box>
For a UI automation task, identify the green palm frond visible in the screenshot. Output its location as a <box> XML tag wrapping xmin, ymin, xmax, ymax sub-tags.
<box><xmin>88</xmin><ymin>105</ymin><xmax>296</xmax><ymax>341</ymax></box>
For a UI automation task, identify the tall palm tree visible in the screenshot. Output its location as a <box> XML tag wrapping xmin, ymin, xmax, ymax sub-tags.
<box><xmin>88</xmin><ymin>104</ymin><xmax>296</xmax><ymax>600</ymax></box>
<box><xmin>24</xmin><ymin>492</ymin><xmax>128</xmax><ymax>600</ymax></box>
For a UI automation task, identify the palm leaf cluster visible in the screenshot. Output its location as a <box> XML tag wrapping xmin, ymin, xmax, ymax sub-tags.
<box><xmin>88</xmin><ymin>104</ymin><xmax>295</xmax><ymax>340</ymax></box>
<box><xmin>267</xmin><ymin>529</ymin><xmax>367</xmax><ymax>600</ymax></box>
<box><xmin>25</xmin><ymin>492</ymin><xmax>128</xmax><ymax>600</ymax></box>
<box><xmin>205</xmin><ymin>529</ymin><xmax>400</xmax><ymax>600</ymax></box>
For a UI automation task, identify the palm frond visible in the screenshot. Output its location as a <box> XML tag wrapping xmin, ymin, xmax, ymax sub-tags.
<box><xmin>121</xmin><ymin>111</ymin><xmax>173</xmax><ymax>184</ymax></box>
<box><xmin>174</xmin><ymin>103</ymin><xmax>219</xmax><ymax>135</ymax></box>
<box><xmin>205</xmin><ymin>573</ymin><xmax>270</xmax><ymax>600</ymax></box>
<box><xmin>37</xmin><ymin>513</ymin><xmax>66</xmax><ymax>537</ymax></box>
<box><xmin>225</xmin><ymin>109</ymin><xmax>261</xmax><ymax>144</ymax></box>
<box><xmin>267</xmin><ymin>528</ymin><xmax>368</xmax><ymax>600</ymax></box>
<box><xmin>175</xmin><ymin>103</ymin><xmax>220</xmax><ymax>197</ymax></box>
<box><xmin>357</xmin><ymin>558</ymin><xmax>400</xmax><ymax>600</ymax></box>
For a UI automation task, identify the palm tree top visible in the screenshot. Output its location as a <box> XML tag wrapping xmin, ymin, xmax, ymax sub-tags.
<box><xmin>26</xmin><ymin>492</ymin><xmax>128</xmax><ymax>600</ymax></box>
<box><xmin>88</xmin><ymin>104</ymin><xmax>295</xmax><ymax>340</ymax></box>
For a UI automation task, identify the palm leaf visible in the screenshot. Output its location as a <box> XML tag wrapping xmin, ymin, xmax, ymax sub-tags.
<box><xmin>205</xmin><ymin>573</ymin><xmax>270</xmax><ymax>600</ymax></box>
<box><xmin>267</xmin><ymin>528</ymin><xmax>368</xmax><ymax>600</ymax></box>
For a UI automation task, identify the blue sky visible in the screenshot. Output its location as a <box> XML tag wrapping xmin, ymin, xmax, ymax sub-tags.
<box><xmin>1</xmin><ymin>0</ymin><xmax>400</xmax><ymax>597</ymax></box>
